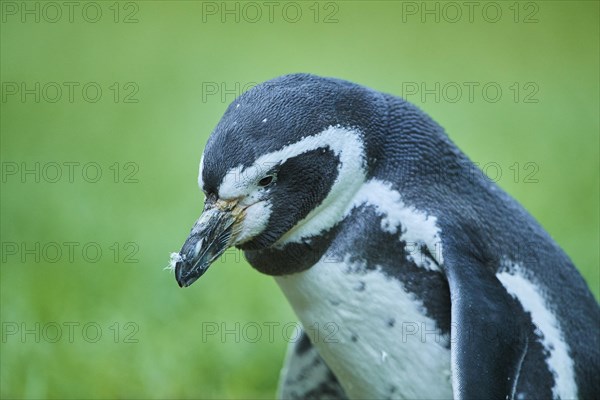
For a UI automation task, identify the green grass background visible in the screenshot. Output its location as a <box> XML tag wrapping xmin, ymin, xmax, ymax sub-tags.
<box><xmin>1</xmin><ymin>1</ymin><xmax>598</xmax><ymax>398</ymax></box>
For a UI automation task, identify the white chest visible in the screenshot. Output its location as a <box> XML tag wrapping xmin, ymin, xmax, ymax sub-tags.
<box><xmin>276</xmin><ymin>256</ymin><xmax>453</xmax><ymax>400</ymax></box>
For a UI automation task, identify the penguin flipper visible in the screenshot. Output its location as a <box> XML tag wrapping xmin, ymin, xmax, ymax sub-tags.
<box><xmin>444</xmin><ymin>252</ymin><xmax>528</xmax><ymax>400</ymax></box>
<box><xmin>277</xmin><ymin>330</ymin><xmax>348</xmax><ymax>400</ymax></box>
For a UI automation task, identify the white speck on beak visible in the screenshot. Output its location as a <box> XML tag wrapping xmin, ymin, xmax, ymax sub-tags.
<box><xmin>167</xmin><ymin>252</ymin><xmax>184</xmax><ymax>271</ymax></box>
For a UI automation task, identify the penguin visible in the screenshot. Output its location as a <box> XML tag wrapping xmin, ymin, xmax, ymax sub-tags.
<box><xmin>171</xmin><ymin>74</ymin><xmax>599</xmax><ymax>399</ymax></box>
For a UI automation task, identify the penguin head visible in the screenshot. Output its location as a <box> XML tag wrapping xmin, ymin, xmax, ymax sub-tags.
<box><xmin>173</xmin><ymin>74</ymin><xmax>382</xmax><ymax>287</ymax></box>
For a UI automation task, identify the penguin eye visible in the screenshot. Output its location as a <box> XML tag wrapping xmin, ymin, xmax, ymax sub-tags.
<box><xmin>258</xmin><ymin>175</ymin><xmax>274</xmax><ymax>187</ymax></box>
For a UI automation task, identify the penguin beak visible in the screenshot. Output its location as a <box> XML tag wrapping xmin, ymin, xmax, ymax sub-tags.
<box><xmin>173</xmin><ymin>199</ymin><xmax>244</xmax><ymax>287</ymax></box>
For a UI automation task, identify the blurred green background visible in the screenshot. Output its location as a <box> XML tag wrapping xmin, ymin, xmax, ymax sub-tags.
<box><xmin>1</xmin><ymin>1</ymin><xmax>598</xmax><ymax>398</ymax></box>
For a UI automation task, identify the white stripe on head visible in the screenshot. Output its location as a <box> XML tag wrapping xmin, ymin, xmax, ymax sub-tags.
<box><xmin>217</xmin><ymin>125</ymin><xmax>368</xmax><ymax>245</ymax></box>
<box><xmin>236</xmin><ymin>200</ymin><xmax>272</xmax><ymax>244</ymax></box>
<box><xmin>214</xmin><ymin>125</ymin><xmax>444</xmax><ymax>267</ymax></box>
<box><xmin>497</xmin><ymin>266</ymin><xmax>577</xmax><ymax>399</ymax></box>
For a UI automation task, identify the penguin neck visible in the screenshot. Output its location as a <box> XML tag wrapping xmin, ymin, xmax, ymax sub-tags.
<box><xmin>242</xmin><ymin>224</ymin><xmax>342</xmax><ymax>276</ymax></box>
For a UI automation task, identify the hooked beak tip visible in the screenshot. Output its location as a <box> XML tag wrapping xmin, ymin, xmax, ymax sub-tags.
<box><xmin>175</xmin><ymin>260</ymin><xmax>207</xmax><ymax>288</ymax></box>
